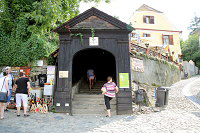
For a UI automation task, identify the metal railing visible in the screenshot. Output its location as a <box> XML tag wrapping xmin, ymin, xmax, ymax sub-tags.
<box><xmin>130</xmin><ymin>43</ymin><xmax>180</xmax><ymax>67</ymax></box>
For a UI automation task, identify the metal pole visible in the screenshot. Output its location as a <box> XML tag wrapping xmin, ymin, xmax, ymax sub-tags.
<box><xmin>199</xmin><ymin>36</ymin><xmax>200</xmax><ymax>48</ymax></box>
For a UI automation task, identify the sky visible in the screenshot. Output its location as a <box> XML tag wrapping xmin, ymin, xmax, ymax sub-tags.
<box><xmin>79</xmin><ymin>0</ymin><xmax>200</xmax><ymax>40</ymax></box>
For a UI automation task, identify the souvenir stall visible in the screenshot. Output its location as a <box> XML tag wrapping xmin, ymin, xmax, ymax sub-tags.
<box><xmin>8</xmin><ymin>60</ymin><xmax>55</xmax><ymax>113</ymax></box>
<box><xmin>8</xmin><ymin>67</ymin><xmax>31</xmax><ymax>109</ymax></box>
<box><xmin>29</xmin><ymin>65</ymin><xmax>55</xmax><ymax>113</ymax></box>
<box><xmin>29</xmin><ymin>61</ymin><xmax>55</xmax><ymax>113</ymax></box>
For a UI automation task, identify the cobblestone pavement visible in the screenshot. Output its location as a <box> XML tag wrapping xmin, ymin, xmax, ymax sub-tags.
<box><xmin>0</xmin><ymin>77</ymin><xmax>200</xmax><ymax>133</ymax></box>
<box><xmin>189</xmin><ymin>77</ymin><xmax>200</xmax><ymax>108</ymax></box>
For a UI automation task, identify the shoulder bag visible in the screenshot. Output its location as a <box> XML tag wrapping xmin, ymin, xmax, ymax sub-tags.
<box><xmin>101</xmin><ymin>86</ymin><xmax>107</xmax><ymax>95</ymax></box>
<box><xmin>0</xmin><ymin>78</ymin><xmax>8</xmax><ymax>102</ymax></box>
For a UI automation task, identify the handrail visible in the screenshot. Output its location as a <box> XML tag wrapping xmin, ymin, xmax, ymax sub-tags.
<box><xmin>129</xmin><ymin>43</ymin><xmax>180</xmax><ymax>67</ymax></box>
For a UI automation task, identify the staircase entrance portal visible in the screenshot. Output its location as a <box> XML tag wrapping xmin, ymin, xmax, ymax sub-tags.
<box><xmin>72</xmin><ymin>48</ymin><xmax>116</xmax><ymax>93</ymax></box>
<box><xmin>53</xmin><ymin>7</ymin><xmax>133</xmax><ymax>115</ymax></box>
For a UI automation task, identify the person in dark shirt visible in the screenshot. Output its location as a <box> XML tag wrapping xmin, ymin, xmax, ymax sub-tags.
<box><xmin>14</xmin><ymin>72</ymin><xmax>30</xmax><ymax>117</ymax></box>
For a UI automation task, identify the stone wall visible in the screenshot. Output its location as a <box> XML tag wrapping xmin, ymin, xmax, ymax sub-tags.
<box><xmin>182</xmin><ymin>61</ymin><xmax>199</xmax><ymax>78</ymax></box>
<box><xmin>131</xmin><ymin>56</ymin><xmax>181</xmax><ymax>87</ymax></box>
<box><xmin>71</xmin><ymin>80</ymin><xmax>81</xmax><ymax>100</ymax></box>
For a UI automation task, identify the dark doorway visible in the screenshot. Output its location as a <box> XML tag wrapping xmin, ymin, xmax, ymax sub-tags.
<box><xmin>72</xmin><ymin>48</ymin><xmax>116</xmax><ymax>86</ymax></box>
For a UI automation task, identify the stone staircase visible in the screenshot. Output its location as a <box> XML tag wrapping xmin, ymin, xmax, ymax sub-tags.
<box><xmin>72</xmin><ymin>94</ymin><xmax>116</xmax><ymax>115</ymax></box>
<box><xmin>79</xmin><ymin>80</ymin><xmax>105</xmax><ymax>93</ymax></box>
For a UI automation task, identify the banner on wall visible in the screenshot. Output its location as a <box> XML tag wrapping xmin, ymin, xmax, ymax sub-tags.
<box><xmin>47</xmin><ymin>66</ymin><xmax>55</xmax><ymax>75</ymax></box>
<box><xmin>132</xmin><ymin>58</ymin><xmax>144</xmax><ymax>72</ymax></box>
<box><xmin>59</xmin><ymin>71</ymin><xmax>68</xmax><ymax>78</ymax></box>
<box><xmin>119</xmin><ymin>73</ymin><xmax>129</xmax><ymax>88</ymax></box>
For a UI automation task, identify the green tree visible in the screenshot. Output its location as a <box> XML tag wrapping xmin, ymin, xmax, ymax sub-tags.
<box><xmin>0</xmin><ymin>0</ymin><xmax>110</xmax><ymax>66</ymax></box>
<box><xmin>188</xmin><ymin>15</ymin><xmax>200</xmax><ymax>33</ymax></box>
<box><xmin>181</xmin><ymin>34</ymin><xmax>200</xmax><ymax>68</ymax></box>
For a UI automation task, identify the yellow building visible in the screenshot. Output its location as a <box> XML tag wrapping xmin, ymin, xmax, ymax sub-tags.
<box><xmin>129</xmin><ymin>4</ymin><xmax>182</xmax><ymax>62</ymax></box>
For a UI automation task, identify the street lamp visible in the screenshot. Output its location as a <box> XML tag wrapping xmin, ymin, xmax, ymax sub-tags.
<box><xmin>178</xmin><ymin>54</ymin><xmax>183</xmax><ymax>63</ymax></box>
<box><xmin>166</xmin><ymin>52</ymin><xmax>169</xmax><ymax>61</ymax></box>
<box><xmin>145</xmin><ymin>43</ymin><xmax>149</xmax><ymax>48</ymax></box>
<box><xmin>155</xmin><ymin>46</ymin><xmax>158</xmax><ymax>51</ymax></box>
<box><xmin>179</xmin><ymin>58</ymin><xmax>182</xmax><ymax>63</ymax></box>
<box><xmin>166</xmin><ymin>52</ymin><xmax>168</xmax><ymax>57</ymax></box>
<box><xmin>145</xmin><ymin>43</ymin><xmax>149</xmax><ymax>54</ymax></box>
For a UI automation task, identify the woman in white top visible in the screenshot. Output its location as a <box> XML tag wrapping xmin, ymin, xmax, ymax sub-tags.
<box><xmin>0</xmin><ymin>72</ymin><xmax>10</xmax><ymax>120</ymax></box>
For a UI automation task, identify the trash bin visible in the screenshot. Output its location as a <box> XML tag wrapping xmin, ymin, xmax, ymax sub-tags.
<box><xmin>155</xmin><ymin>87</ymin><xmax>170</xmax><ymax>107</ymax></box>
<box><xmin>136</xmin><ymin>89</ymin><xmax>144</xmax><ymax>103</ymax></box>
<box><xmin>135</xmin><ymin>89</ymin><xmax>145</xmax><ymax>112</ymax></box>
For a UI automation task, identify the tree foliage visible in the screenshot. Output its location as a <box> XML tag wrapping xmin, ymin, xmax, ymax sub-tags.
<box><xmin>188</xmin><ymin>15</ymin><xmax>200</xmax><ymax>33</ymax></box>
<box><xmin>181</xmin><ymin>34</ymin><xmax>200</xmax><ymax>68</ymax></box>
<box><xmin>0</xmin><ymin>0</ymin><xmax>110</xmax><ymax>66</ymax></box>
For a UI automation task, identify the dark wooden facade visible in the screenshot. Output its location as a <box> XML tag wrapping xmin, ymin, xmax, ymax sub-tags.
<box><xmin>53</xmin><ymin>7</ymin><xmax>133</xmax><ymax>115</ymax></box>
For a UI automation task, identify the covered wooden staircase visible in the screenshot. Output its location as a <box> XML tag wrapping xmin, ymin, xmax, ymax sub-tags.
<box><xmin>72</xmin><ymin>80</ymin><xmax>116</xmax><ymax>115</ymax></box>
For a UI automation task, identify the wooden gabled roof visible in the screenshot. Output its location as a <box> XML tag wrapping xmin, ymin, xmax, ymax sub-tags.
<box><xmin>53</xmin><ymin>7</ymin><xmax>133</xmax><ymax>33</ymax></box>
<box><xmin>136</xmin><ymin>4</ymin><xmax>163</xmax><ymax>13</ymax></box>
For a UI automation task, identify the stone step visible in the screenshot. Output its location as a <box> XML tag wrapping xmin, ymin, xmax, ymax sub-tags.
<box><xmin>79</xmin><ymin>90</ymin><xmax>101</xmax><ymax>93</ymax></box>
<box><xmin>74</xmin><ymin>94</ymin><xmax>104</xmax><ymax>98</ymax></box>
<box><xmin>80</xmin><ymin>86</ymin><xmax>102</xmax><ymax>89</ymax></box>
<box><xmin>72</xmin><ymin>104</ymin><xmax>116</xmax><ymax>109</ymax></box>
<box><xmin>72</xmin><ymin>93</ymin><xmax>116</xmax><ymax>115</ymax></box>
<box><xmin>81</xmin><ymin>83</ymin><xmax>104</xmax><ymax>87</ymax></box>
<box><xmin>73</xmin><ymin>96</ymin><xmax>116</xmax><ymax>100</ymax></box>
<box><xmin>72</xmin><ymin>100</ymin><xmax>116</xmax><ymax>105</ymax></box>
<box><xmin>73</xmin><ymin>98</ymin><xmax>116</xmax><ymax>102</ymax></box>
<box><xmin>72</xmin><ymin>109</ymin><xmax>116</xmax><ymax>115</ymax></box>
<box><xmin>79</xmin><ymin>89</ymin><xmax>101</xmax><ymax>91</ymax></box>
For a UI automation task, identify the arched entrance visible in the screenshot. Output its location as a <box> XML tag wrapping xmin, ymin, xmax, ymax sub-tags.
<box><xmin>72</xmin><ymin>48</ymin><xmax>116</xmax><ymax>92</ymax></box>
<box><xmin>53</xmin><ymin>7</ymin><xmax>133</xmax><ymax>114</ymax></box>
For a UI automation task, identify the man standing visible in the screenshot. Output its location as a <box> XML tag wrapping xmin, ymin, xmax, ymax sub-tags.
<box><xmin>15</xmin><ymin>72</ymin><xmax>30</xmax><ymax>117</ymax></box>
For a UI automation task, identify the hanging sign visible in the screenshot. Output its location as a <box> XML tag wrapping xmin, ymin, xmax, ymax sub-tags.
<box><xmin>56</xmin><ymin>103</ymin><xmax>60</xmax><ymax>107</ymax></box>
<box><xmin>89</xmin><ymin>37</ymin><xmax>99</xmax><ymax>46</ymax></box>
<box><xmin>119</xmin><ymin>73</ymin><xmax>129</xmax><ymax>88</ymax></box>
<box><xmin>47</xmin><ymin>66</ymin><xmax>55</xmax><ymax>75</ymax></box>
<box><xmin>44</xmin><ymin>85</ymin><xmax>54</xmax><ymax>96</ymax></box>
<box><xmin>36</xmin><ymin>60</ymin><xmax>44</xmax><ymax>66</ymax></box>
<box><xmin>132</xmin><ymin>58</ymin><xmax>144</xmax><ymax>72</ymax></box>
<box><xmin>59</xmin><ymin>71</ymin><xmax>68</xmax><ymax>78</ymax></box>
<box><xmin>65</xmin><ymin>103</ymin><xmax>69</xmax><ymax>107</ymax></box>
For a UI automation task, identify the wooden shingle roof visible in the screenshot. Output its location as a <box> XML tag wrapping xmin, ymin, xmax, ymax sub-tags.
<box><xmin>53</xmin><ymin>7</ymin><xmax>133</xmax><ymax>33</ymax></box>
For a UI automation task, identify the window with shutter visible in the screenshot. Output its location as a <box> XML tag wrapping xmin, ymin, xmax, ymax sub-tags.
<box><xmin>132</xmin><ymin>33</ymin><xmax>137</xmax><ymax>38</ymax></box>
<box><xmin>169</xmin><ymin>35</ymin><xmax>174</xmax><ymax>45</ymax></box>
<box><xmin>143</xmin><ymin>16</ymin><xmax>154</xmax><ymax>24</ymax></box>
<box><xmin>150</xmin><ymin>16</ymin><xmax>154</xmax><ymax>24</ymax></box>
<box><xmin>143</xmin><ymin>16</ymin><xmax>146</xmax><ymax>23</ymax></box>
<box><xmin>143</xmin><ymin>33</ymin><xmax>151</xmax><ymax>37</ymax></box>
<box><xmin>163</xmin><ymin>35</ymin><xmax>169</xmax><ymax>46</ymax></box>
<box><xmin>162</xmin><ymin>34</ymin><xmax>164</xmax><ymax>45</ymax></box>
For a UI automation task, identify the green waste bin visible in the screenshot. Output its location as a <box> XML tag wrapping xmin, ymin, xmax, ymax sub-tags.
<box><xmin>155</xmin><ymin>87</ymin><xmax>170</xmax><ymax>107</ymax></box>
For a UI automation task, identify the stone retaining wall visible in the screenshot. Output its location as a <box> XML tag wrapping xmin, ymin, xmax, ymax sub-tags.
<box><xmin>131</xmin><ymin>56</ymin><xmax>181</xmax><ymax>87</ymax></box>
<box><xmin>182</xmin><ymin>61</ymin><xmax>199</xmax><ymax>78</ymax></box>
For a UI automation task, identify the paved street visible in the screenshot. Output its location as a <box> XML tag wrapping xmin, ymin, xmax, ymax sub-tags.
<box><xmin>0</xmin><ymin>76</ymin><xmax>200</xmax><ymax>133</ymax></box>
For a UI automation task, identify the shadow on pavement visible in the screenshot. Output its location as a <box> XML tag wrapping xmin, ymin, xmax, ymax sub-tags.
<box><xmin>191</xmin><ymin>112</ymin><xmax>200</xmax><ymax>118</ymax></box>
